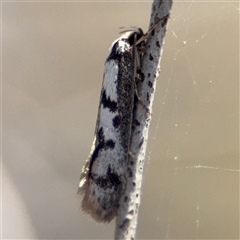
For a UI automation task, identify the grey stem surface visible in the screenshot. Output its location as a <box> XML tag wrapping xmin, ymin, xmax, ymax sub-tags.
<box><xmin>114</xmin><ymin>0</ymin><xmax>173</xmax><ymax>239</ymax></box>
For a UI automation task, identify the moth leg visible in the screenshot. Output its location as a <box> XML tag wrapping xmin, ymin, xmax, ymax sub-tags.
<box><xmin>128</xmin><ymin>151</ymin><xmax>136</xmax><ymax>160</ymax></box>
<box><xmin>133</xmin><ymin>82</ymin><xmax>151</xmax><ymax>118</ymax></box>
<box><xmin>132</xmin><ymin>32</ymin><xmax>151</xmax><ymax>117</ymax></box>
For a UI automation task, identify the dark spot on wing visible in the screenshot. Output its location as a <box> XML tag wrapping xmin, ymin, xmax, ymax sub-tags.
<box><xmin>101</xmin><ymin>90</ymin><xmax>117</xmax><ymax>112</ymax></box>
<box><xmin>112</xmin><ymin>115</ymin><xmax>121</xmax><ymax>128</ymax></box>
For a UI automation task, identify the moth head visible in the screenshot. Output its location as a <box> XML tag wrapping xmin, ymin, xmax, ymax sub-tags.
<box><xmin>119</xmin><ymin>27</ymin><xmax>144</xmax><ymax>46</ymax></box>
<box><xmin>108</xmin><ymin>27</ymin><xmax>144</xmax><ymax>56</ymax></box>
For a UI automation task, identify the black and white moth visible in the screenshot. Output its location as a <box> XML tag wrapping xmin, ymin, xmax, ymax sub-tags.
<box><xmin>78</xmin><ymin>28</ymin><xmax>144</xmax><ymax>223</ymax></box>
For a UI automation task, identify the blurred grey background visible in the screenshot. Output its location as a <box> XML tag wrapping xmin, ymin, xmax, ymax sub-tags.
<box><xmin>2</xmin><ymin>1</ymin><xmax>239</xmax><ymax>239</ymax></box>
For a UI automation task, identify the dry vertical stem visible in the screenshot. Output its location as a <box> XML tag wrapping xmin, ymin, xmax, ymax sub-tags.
<box><xmin>115</xmin><ymin>0</ymin><xmax>173</xmax><ymax>239</ymax></box>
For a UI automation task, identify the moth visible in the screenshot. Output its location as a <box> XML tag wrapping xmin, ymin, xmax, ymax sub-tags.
<box><xmin>78</xmin><ymin>15</ymin><xmax>169</xmax><ymax>223</ymax></box>
<box><xmin>78</xmin><ymin>28</ymin><xmax>145</xmax><ymax>223</ymax></box>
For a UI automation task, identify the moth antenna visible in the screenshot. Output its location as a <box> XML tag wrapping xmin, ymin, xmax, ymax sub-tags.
<box><xmin>135</xmin><ymin>14</ymin><xmax>169</xmax><ymax>46</ymax></box>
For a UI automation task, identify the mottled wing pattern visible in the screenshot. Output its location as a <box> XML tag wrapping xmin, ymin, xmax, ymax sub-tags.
<box><xmin>78</xmin><ymin>29</ymin><xmax>144</xmax><ymax>223</ymax></box>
